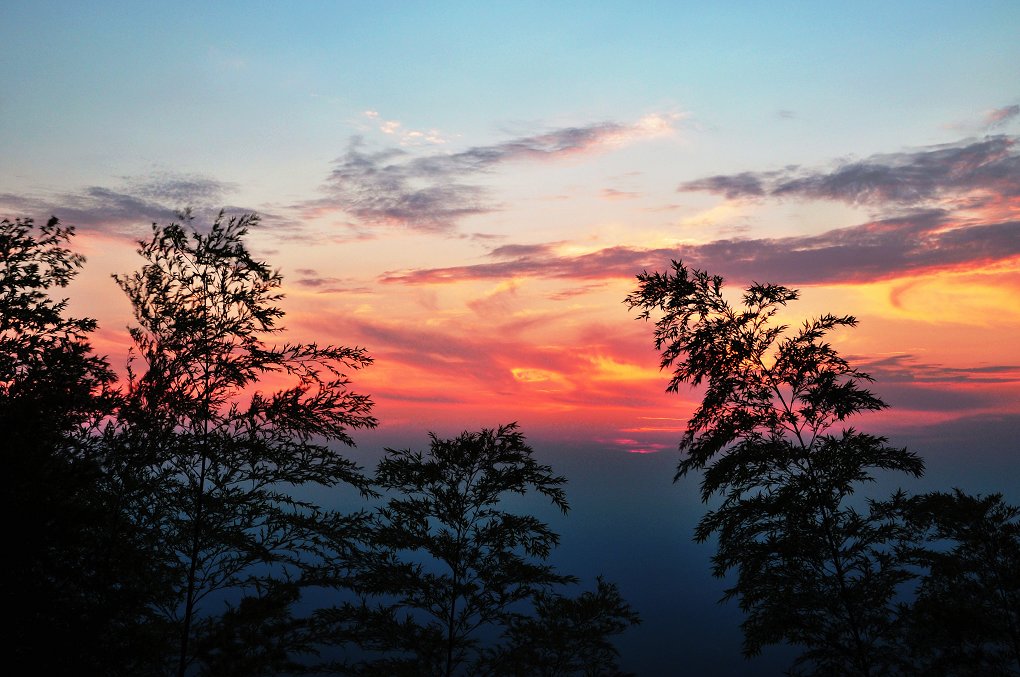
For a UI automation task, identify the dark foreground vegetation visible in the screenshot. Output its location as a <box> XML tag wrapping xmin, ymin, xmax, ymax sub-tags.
<box><xmin>627</xmin><ymin>262</ymin><xmax>1020</xmax><ymax>676</ymax></box>
<box><xmin>2</xmin><ymin>213</ymin><xmax>1017</xmax><ymax>675</ymax></box>
<box><xmin>2</xmin><ymin>214</ymin><xmax>637</xmax><ymax>676</ymax></box>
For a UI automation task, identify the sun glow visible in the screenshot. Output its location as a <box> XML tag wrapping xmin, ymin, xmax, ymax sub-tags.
<box><xmin>833</xmin><ymin>259</ymin><xmax>1020</xmax><ymax>326</ymax></box>
<box><xmin>586</xmin><ymin>355</ymin><xmax>662</xmax><ymax>382</ymax></box>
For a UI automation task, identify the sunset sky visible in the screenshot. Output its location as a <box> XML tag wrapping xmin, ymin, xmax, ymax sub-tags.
<box><xmin>3</xmin><ymin>2</ymin><xmax>1018</xmax><ymax>673</ymax></box>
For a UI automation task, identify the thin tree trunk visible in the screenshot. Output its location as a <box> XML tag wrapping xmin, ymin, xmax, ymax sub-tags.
<box><xmin>446</xmin><ymin>553</ymin><xmax>461</xmax><ymax>677</ymax></box>
<box><xmin>177</xmin><ymin>452</ymin><xmax>208</xmax><ymax>677</ymax></box>
<box><xmin>178</xmin><ymin>268</ymin><xmax>212</xmax><ymax>677</ymax></box>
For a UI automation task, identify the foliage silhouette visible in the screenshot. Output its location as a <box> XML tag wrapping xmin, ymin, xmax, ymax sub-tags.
<box><xmin>192</xmin><ymin>580</ymin><xmax>318</xmax><ymax>676</ymax></box>
<box><xmin>626</xmin><ymin>260</ymin><xmax>926</xmax><ymax>675</ymax></box>
<box><xmin>10</xmin><ymin>216</ymin><xmax>1016</xmax><ymax>675</ymax></box>
<box><xmin>1</xmin><ymin>216</ymin><xmax>170</xmax><ymax>673</ymax></box>
<box><xmin>112</xmin><ymin>210</ymin><xmax>377</xmax><ymax>675</ymax></box>
<box><xmin>897</xmin><ymin>490</ymin><xmax>1020</xmax><ymax>675</ymax></box>
<box><xmin>5</xmin><ymin>214</ymin><xmax>642</xmax><ymax>674</ymax></box>
<box><xmin>318</xmin><ymin>423</ymin><xmax>638</xmax><ymax>676</ymax></box>
<box><xmin>479</xmin><ymin>576</ymin><xmax>641</xmax><ymax>676</ymax></box>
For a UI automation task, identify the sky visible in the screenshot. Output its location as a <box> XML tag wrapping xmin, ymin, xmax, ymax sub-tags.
<box><xmin>3</xmin><ymin>1</ymin><xmax>1019</xmax><ymax>673</ymax></box>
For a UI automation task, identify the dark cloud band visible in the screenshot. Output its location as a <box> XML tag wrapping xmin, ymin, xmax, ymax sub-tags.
<box><xmin>382</xmin><ymin>210</ymin><xmax>1020</xmax><ymax>287</ymax></box>
<box><xmin>679</xmin><ymin>136</ymin><xmax>1019</xmax><ymax>206</ymax></box>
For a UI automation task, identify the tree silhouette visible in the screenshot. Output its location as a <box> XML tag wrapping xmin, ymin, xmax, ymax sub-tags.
<box><xmin>113</xmin><ymin>211</ymin><xmax>377</xmax><ymax>675</ymax></box>
<box><xmin>898</xmin><ymin>490</ymin><xmax>1020</xmax><ymax>675</ymax></box>
<box><xmin>0</xmin><ymin>217</ymin><xmax>113</xmax><ymax>433</ymax></box>
<box><xmin>626</xmin><ymin>260</ymin><xmax>925</xmax><ymax>676</ymax></box>
<box><xmin>1</xmin><ymin>216</ymin><xmax>169</xmax><ymax>673</ymax></box>
<box><xmin>480</xmin><ymin>576</ymin><xmax>641</xmax><ymax>676</ymax></box>
<box><xmin>319</xmin><ymin>423</ymin><xmax>637</xmax><ymax>676</ymax></box>
<box><xmin>192</xmin><ymin>579</ymin><xmax>317</xmax><ymax>676</ymax></box>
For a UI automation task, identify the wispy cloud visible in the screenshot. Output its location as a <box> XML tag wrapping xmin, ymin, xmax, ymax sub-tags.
<box><xmin>291</xmin><ymin>307</ymin><xmax>673</xmax><ymax>419</ymax></box>
<box><xmin>380</xmin><ymin>243</ymin><xmax>657</xmax><ymax>284</ymax></box>
<box><xmin>127</xmin><ymin>173</ymin><xmax>229</xmax><ymax>204</ymax></box>
<box><xmin>309</xmin><ymin>139</ymin><xmax>488</xmax><ymax>233</ymax></box>
<box><xmin>679</xmin><ymin>136</ymin><xmax>1020</xmax><ymax>207</ymax></box>
<box><xmin>379</xmin><ymin>133</ymin><xmax>1019</xmax><ymax>288</ymax></box>
<box><xmin>983</xmin><ymin>105</ymin><xmax>1020</xmax><ymax>130</ymax></box>
<box><xmin>856</xmin><ymin>353</ymin><xmax>1020</xmax><ymax>385</ymax></box>
<box><xmin>601</xmin><ymin>188</ymin><xmax>641</xmax><ymax>200</ymax></box>
<box><xmin>602</xmin><ymin>437</ymin><xmax>674</xmax><ymax>454</ymax></box>
<box><xmin>381</xmin><ymin>209</ymin><xmax>1020</xmax><ymax>287</ymax></box>
<box><xmin>341</xmin><ymin>317</ymin><xmax>530</xmax><ymax>392</ymax></box>
<box><xmin>0</xmin><ymin>173</ymin><xmax>254</xmax><ymax>237</ymax></box>
<box><xmin>943</xmin><ymin>102</ymin><xmax>1020</xmax><ymax>134</ymax></box>
<box><xmin>354</xmin><ymin>134</ymin><xmax>1001</xmax><ymax>288</ymax></box>
<box><xmin>548</xmin><ymin>282</ymin><xmax>610</xmax><ymax>300</ymax></box>
<box><xmin>466</xmin><ymin>279</ymin><xmax>519</xmax><ymax>318</ymax></box>
<box><xmin>309</xmin><ymin>114</ymin><xmax>680</xmax><ymax>234</ymax></box>
<box><xmin>291</xmin><ymin>268</ymin><xmax>373</xmax><ymax>294</ymax></box>
<box><xmin>363</xmin><ymin>110</ymin><xmax>449</xmax><ymax>146</ymax></box>
<box><xmin>851</xmin><ymin>353</ymin><xmax>1020</xmax><ymax>413</ymax></box>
